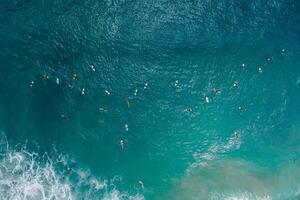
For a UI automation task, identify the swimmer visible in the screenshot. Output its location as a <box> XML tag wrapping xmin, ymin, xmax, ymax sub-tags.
<box><xmin>90</xmin><ymin>65</ymin><xmax>96</xmax><ymax>72</ymax></box>
<box><xmin>72</xmin><ymin>74</ymin><xmax>78</xmax><ymax>80</ymax></box>
<box><xmin>139</xmin><ymin>181</ymin><xmax>144</xmax><ymax>189</ymax></box>
<box><xmin>234</xmin><ymin>131</ymin><xmax>239</xmax><ymax>138</ymax></box>
<box><xmin>56</xmin><ymin>78</ymin><xmax>60</xmax><ymax>85</ymax></box>
<box><xmin>258</xmin><ymin>67</ymin><xmax>263</xmax><ymax>74</ymax></box>
<box><xmin>213</xmin><ymin>88</ymin><xmax>221</xmax><ymax>95</ymax></box>
<box><xmin>120</xmin><ymin>140</ymin><xmax>124</xmax><ymax>149</ymax></box>
<box><xmin>105</xmin><ymin>90</ymin><xmax>111</xmax><ymax>95</ymax></box>
<box><xmin>125</xmin><ymin>97</ymin><xmax>131</xmax><ymax>108</ymax></box>
<box><xmin>174</xmin><ymin>80</ymin><xmax>179</xmax><ymax>87</ymax></box>
<box><xmin>30</xmin><ymin>81</ymin><xmax>34</xmax><ymax>87</ymax></box>
<box><xmin>238</xmin><ymin>106</ymin><xmax>246</xmax><ymax>112</ymax></box>
<box><xmin>81</xmin><ymin>88</ymin><xmax>85</xmax><ymax>95</ymax></box>
<box><xmin>144</xmin><ymin>83</ymin><xmax>148</xmax><ymax>89</ymax></box>
<box><xmin>61</xmin><ymin>114</ymin><xmax>69</xmax><ymax>120</ymax></box>
<box><xmin>184</xmin><ymin>107</ymin><xmax>192</xmax><ymax>113</ymax></box>
<box><xmin>267</xmin><ymin>57</ymin><xmax>273</xmax><ymax>61</ymax></box>
<box><xmin>241</xmin><ymin>63</ymin><xmax>246</xmax><ymax>68</ymax></box>
<box><xmin>99</xmin><ymin>107</ymin><xmax>108</xmax><ymax>112</ymax></box>
<box><xmin>43</xmin><ymin>74</ymin><xmax>50</xmax><ymax>80</ymax></box>
<box><xmin>68</xmin><ymin>84</ymin><xmax>73</xmax><ymax>91</ymax></box>
<box><xmin>281</xmin><ymin>49</ymin><xmax>286</xmax><ymax>54</ymax></box>
<box><xmin>68</xmin><ymin>167</ymin><xmax>72</xmax><ymax>171</ymax></box>
<box><xmin>134</xmin><ymin>89</ymin><xmax>138</xmax><ymax>96</ymax></box>
<box><xmin>205</xmin><ymin>96</ymin><xmax>210</xmax><ymax>103</ymax></box>
<box><xmin>125</xmin><ymin>124</ymin><xmax>129</xmax><ymax>131</ymax></box>
<box><xmin>233</xmin><ymin>81</ymin><xmax>239</xmax><ymax>88</ymax></box>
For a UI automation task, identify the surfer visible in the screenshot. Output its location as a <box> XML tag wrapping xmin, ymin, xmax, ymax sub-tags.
<box><xmin>144</xmin><ymin>83</ymin><xmax>148</xmax><ymax>89</ymax></box>
<box><xmin>105</xmin><ymin>90</ymin><xmax>111</xmax><ymax>95</ymax></box>
<box><xmin>238</xmin><ymin>106</ymin><xmax>246</xmax><ymax>112</ymax></box>
<box><xmin>205</xmin><ymin>96</ymin><xmax>210</xmax><ymax>103</ymax></box>
<box><xmin>72</xmin><ymin>73</ymin><xmax>78</xmax><ymax>80</ymax></box>
<box><xmin>184</xmin><ymin>107</ymin><xmax>192</xmax><ymax>113</ymax></box>
<box><xmin>120</xmin><ymin>140</ymin><xmax>124</xmax><ymax>149</ymax></box>
<box><xmin>90</xmin><ymin>65</ymin><xmax>96</xmax><ymax>72</ymax></box>
<box><xmin>68</xmin><ymin>84</ymin><xmax>73</xmax><ymax>91</ymax></box>
<box><xmin>213</xmin><ymin>88</ymin><xmax>221</xmax><ymax>95</ymax></box>
<box><xmin>56</xmin><ymin>78</ymin><xmax>60</xmax><ymax>85</ymax></box>
<box><xmin>125</xmin><ymin>97</ymin><xmax>131</xmax><ymax>108</ymax></box>
<box><xmin>61</xmin><ymin>114</ymin><xmax>69</xmax><ymax>120</ymax></box>
<box><xmin>234</xmin><ymin>131</ymin><xmax>239</xmax><ymax>138</ymax></box>
<box><xmin>139</xmin><ymin>181</ymin><xmax>144</xmax><ymax>189</ymax></box>
<box><xmin>99</xmin><ymin>107</ymin><xmax>108</xmax><ymax>113</ymax></box>
<box><xmin>81</xmin><ymin>88</ymin><xmax>85</xmax><ymax>95</ymax></box>
<box><xmin>43</xmin><ymin>74</ymin><xmax>50</xmax><ymax>80</ymax></box>
<box><xmin>233</xmin><ymin>81</ymin><xmax>239</xmax><ymax>88</ymax></box>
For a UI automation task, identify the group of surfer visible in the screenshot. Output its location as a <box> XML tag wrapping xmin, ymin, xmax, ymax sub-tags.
<box><xmin>29</xmin><ymin>49</ymin><xmax>286</xmax><ymax>189</ymax></box>
<box><xmin>37</xmin><ymin>51</ymin><xmax>285</xmax><ymax>147</ymax></box>
<box><xmin>181</xmin><ymin>49</ymin><xmax>287</xmax><ymax>115</ymax></box>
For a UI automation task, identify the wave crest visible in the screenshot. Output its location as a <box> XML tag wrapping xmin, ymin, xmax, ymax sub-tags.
<box><xmin>0</xmin><ymin>132</ymin><xmax>144</xmax><ymax>200</ymax></box>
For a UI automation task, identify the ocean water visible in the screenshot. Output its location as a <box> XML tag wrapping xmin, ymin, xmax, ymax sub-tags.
<box><xmin>1</xmin><ymin>0</ymin><xmax>300</xmax><ymax>199</ymax></box>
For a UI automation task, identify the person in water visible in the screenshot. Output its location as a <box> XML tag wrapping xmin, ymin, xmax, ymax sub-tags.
<box><xmin>234</xmin><ymin>131</ymin><xmax>239</xmax><ymax>138</ymax></box>
<box><xmin>61</xmin><ymin>114</ymin><xmax>69</xmax><ymax>120</ymax></box>
<box><xmin>184</xmin><ymin>107</ymin><xmax>192</xmax><ymax>113</ymax></box>
<box><xmin>205</xmin><ymin>96</ymin><xmax>210</xmax><ymax>103</ymax></box>
<box><xmin>125</xmin><ymin>97</ymin><xmax>131</xmax><ymax>108</ymax></box>
<box><xmin>144</xmin><ymin>83</ymin><xmax>148</xmax><ymax>89</ymax></box>
<box><xmin>213</xmin><ymin>88</ymin><xmax>221</xmax><ymax>95</ymax></box>
<box><xmin>238</xmin><ymin>106</ymin><xmax>246</xmax><ymax>112</ymax></box>
<box><xmin>174</xmin><ymin>80</ymin><xmax>179</xmax><ymax>87</ymax></box>
<box><xmin>68</xmin><ymin>84</ymin><xmax>73</xmax><ymax>91</ymax></box>
<box><xmin>72</xmin><ymin>73</ymin><xmax>78</xmax><ymax>80</ymax></box>
<box><xmin>233</xmin><ymin>81</ymin><xmax>239</xmax><ymax>88</ymax></box>
<box><xmin>43</xmin><ymin>74</ymin><xmax>50</xmax><ymax>80</ymax></box>
<box><xmin>120</xmin><ymin>140</ymin><xmax>124</xmax><ymax>149</ymax></box>
<box><xmin>125</xmin><ymin>124</ymin><xmax>129</xmax><ymax>131</ymax></box>
<box><xmin>81</xmin><ymin>88</ymin><xmax>85</xmax><ymax>95</ymax></box>
<box><xmin>99</xmin><ymin>107</ymin><xmax>108</xmax><ymax>112</ymax></box>
<box><xmin>56</xmin><ymin>78</ymin><xmax>60</xmax><ymax>85</ymax></box>
<box><xmin>139</xmin><ymin>181</ymin><xmax>144</xmax><ymax>189</ymax></box>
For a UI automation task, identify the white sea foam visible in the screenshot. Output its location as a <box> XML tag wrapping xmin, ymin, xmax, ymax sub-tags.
<box><xmin>189</xmin><ymin>131</ymin><xmax>241</xmax><ymax>169</ymax></box>
<box><xmin>160</xmin><ymin>127</ymin><xmax>300</xmax><ymax>200</ymax></box>
<box><xmin>0</xmin><ymin>133</ymin><xmax>144</xmax><ymax>200</ymax></box>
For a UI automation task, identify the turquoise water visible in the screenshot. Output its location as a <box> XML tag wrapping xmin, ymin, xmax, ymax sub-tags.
<box><xmin>1</xmin><ymin>0</ymin><xmax>300</xmax><ymax>199</ymax></box>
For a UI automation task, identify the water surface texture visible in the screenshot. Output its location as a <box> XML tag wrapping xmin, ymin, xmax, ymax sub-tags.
<box><xmin>1</xmin><ymin>0</ymin><xmax>300</xmax><ymax>199</ymax></box>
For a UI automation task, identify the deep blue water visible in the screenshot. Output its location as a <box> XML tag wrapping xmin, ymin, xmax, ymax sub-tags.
<box><xmin>1</xmin><ymin>0</ymin><xmax>300</xmax><ymax>199</ymax></box>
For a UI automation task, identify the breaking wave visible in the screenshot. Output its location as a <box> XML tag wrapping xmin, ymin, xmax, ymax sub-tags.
<box><xmin>0</xmin><ymin>132</ymin><xmax>144</xmax><ymax>200</ymax></box>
